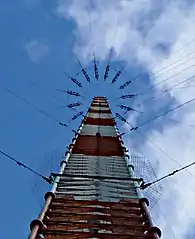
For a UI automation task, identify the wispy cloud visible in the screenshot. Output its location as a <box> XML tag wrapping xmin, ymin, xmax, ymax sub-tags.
<box><xmin>56</xmin><ymin>0</ymin><xmax>195</xmax><ymax>238</ymax></box>
<box><xmin>24</xmin><ymin>39</ymin><xmax>50</xmax><ymax>63</ymax></box>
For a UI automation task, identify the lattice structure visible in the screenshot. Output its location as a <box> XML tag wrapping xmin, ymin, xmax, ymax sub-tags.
<box><xmin>29</xmin><ymin>97</ymin><xmax>161</xmax><ymax>239</ymax></box>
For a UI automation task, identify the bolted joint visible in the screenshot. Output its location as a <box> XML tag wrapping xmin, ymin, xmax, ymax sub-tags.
<box><xmin>128</xmin><ymin>164</ymin><xmax>134</xmax><ymax>171</ymax></box>
<box><xmin>96</xmin><ymin>132</ymin><xmax>101</xmax><ymax>137</ymax></box>
<box><xmin>30</xmin><ymin>219</ymin><xmax>44</xmax><ymax>231</ymax></box>
<box><xmin>121</xmin><ymin>140</ymin><xmax>125</xmax><ymax>145</ymax></box>
<box><xmin>125</xmin><ymin>154</ymin><xmax>130</xmax><ymax>159</ymax></box>
<box><xmin>68</xmin><ymin>144</ymin><xmax>74</xmax><ymax>150</ymax></box>
<box><xmin>139</xmin><ymin>197</ymin><xmax>150</xmax><ymax>207</ymax></box>
<box><xmin>149</xmin><ymin>226</ymin><xmax>162</xmax><ymax>238</ymax></box>
<box><xmin>60</xmin><ymin>160</ymin><xmax>67</xmax><ymax>167</ymax></box>
<box><xmin>122</xmin><ymin>146</ymin><xmax>128</xmax><ymax>152</ymax></box>
<box><xmin>118</xmin><ymin>135</ymin><xmax>122</xmax><ymax>140</ymax></box>
<box><xmin>44</xmin><ymin>191</ymin><xmax>55</xmax><ymax>201</ymax></box>
<box><xmin>72</xmin><ymin>137</ymin><xmax>77</xmax><ymax>143</ymax></box>
<box><xmin>65</xmin><ymin>150</ymin><xmax>70</xmax><ymax>156</ymax></box>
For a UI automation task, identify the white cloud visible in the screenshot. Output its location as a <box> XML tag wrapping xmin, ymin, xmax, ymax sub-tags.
<box><xmin>56</xmin><ymin>0</ymin><xmax>195</xmax><ymax>238</ymax></box>
<box><xmin>24</xmin><ymin>40</ymin><xmax>50</xmax><ymax>63</ymax></box>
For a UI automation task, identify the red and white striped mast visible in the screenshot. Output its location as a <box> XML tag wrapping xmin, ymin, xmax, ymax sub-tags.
<box><xmin>29</xmin><ymin>96</ymin><xmax>161</xmax><ymax>239</ymax></box>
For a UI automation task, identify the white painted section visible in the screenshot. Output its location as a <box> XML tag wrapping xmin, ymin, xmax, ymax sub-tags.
<box><xmin>87</xmin><ymin>112</ymin><xmax>112</xmax><ymax>119</ymax></box>
<box><xmin>56</xmin><ymin>154</ymin><xmax>139</xmax><ymax>202</ymax></box>
<box><xmin>92</xmin><ymin>103</ymin><xmax>108</xmax><ymax>106</ymax></box>
<box><xmin>80</xmin><ymin>125</ymin><xmax>117</xmax><ymax>137</ymax></box>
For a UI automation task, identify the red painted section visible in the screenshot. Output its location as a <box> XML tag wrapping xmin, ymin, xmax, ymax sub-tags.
<box><xmin>71</xmin><ymin>135</ymin><xmax>124</xmax><ymax>156</ymax></box>
<box><xmin>84</xmin><ymin>117</ymin><xmax>115</xmax><ymax>126</ymax></box>
<box><xmin>88</xmin><ymin>108</ymin><xmax>111</xmax><ymax>113</ymax></box>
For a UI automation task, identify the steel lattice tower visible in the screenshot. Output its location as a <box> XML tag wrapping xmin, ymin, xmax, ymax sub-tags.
<box><xmin>29</xmin><ymin>96</ymin><xmax>161</xmax><ymax>239</ymax></box>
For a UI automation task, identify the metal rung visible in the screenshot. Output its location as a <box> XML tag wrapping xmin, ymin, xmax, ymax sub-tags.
<box><xmin>52</xmin><ymin>173</ymin><xmax>143</xmax><ymax>182</ymax></box>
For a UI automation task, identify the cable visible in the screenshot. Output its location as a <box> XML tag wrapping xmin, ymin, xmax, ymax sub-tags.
<box><xmin>116</xmin><ymin>62</ymin><xmax>195</xmax><ymax>103</ymax></box>
<box><xmin>151</xmin><ymin>36</ymin><xmax>195</xmax><ymax>70</ymax></box>
<box><xmin>141</xmin><ymin>160</ymin><xmax>195</xmax><ymax>189</ymax></box>
<box><xmin>135</xmin><ymin>74</ymin><xmax>195</xmax><ymax>107</ymax></box>
<box><xmin>125</xmin><ymin>96</ymin><xmax>195</xmax><ymax>132</ymax></box>
<box><xmin>63</xmin><ymin>71</ymin><xmax>83</xmax><ymax>88</ymax></box>
<box><xmin>157</xmin><ymin>205</ymin><xmax>177</xmax><ymax>239</ymax></box>
<box><xmin>0</xmin><ymin>149</ymin><xmax>52</xmax><ymax>184</ymax></box>
<box><xmin>114</xmin><ymin>110</ymin><xmax>195</xmax><ymax>180</ymax></box>
<box><xmin>104</xmin><ymin>15</ymin><xmax>121</xmax><ymax>81</ymax></box>
<box><xmin>29</xmin><ymin>81</ymin><xmax>63</xmax><ymax>104</ymax></box>
<box><xmin>137</xmin><ymin>62</ymin><xmax>195</xmax><ymax>97</ymax></box>
<box><xmin>133</xmin><ymin>129</ymin><xmax>195</xmax><ymax>179</ymax></box>
<box><xmin>87</xmin><ymin>6</ymin><xmax>100</xmax><ymax>81</ymax></box>
<box><xmin>115</xmin><ymin>53</ymin><xmax>195</xmax><ymax>103</ymax></box>
<box><xmin>152</xmin><ymin>51</ymin><xmax>195</xmax><ymax>78</ymax></box>
<box><xmin>6</xmin><ymin>89</ymin><xmax>67</xmax><ymax>127</ymax></box>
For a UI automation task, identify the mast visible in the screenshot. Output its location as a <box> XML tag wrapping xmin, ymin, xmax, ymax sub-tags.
<box><xmin>29</xmin><ymin>96</ymin><xmax>161</xmax><ymax>239</ymax></box>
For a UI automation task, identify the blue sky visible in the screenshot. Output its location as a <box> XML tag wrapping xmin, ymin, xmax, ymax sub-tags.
<box><xmin>1</xmin><ymin>1</ymin><xmax>195</xmax><ymax>238</ymax></box>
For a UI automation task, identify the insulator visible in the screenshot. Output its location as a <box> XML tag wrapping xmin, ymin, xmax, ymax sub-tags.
<box><xmin>67</xmin><ymin>102</ymin><xmax>82</xmax><ymax>108</ymax></box>
<box><xmin>112</xmin><ymin>71</ymin><xmax>121</xmax><ymax>84</ymax></box>
<box><xmin>104</xmin><ymin>65</ymin><xmax>110</xmax><ymax>80</ymax></box>
<box><xmin>115</xmin><ymin>113</ymin><xmax>126</xmax><ymax>123</ymax></box>
<box><xmin>67</xmin><ymin>91</ymin><xmax>81</xmax><ymax>97</ymax></box>
<box><xmin>94</xmin><ymin>64</ymin><xmax>99</xmax><ymax>79</ymax></box>
<box><xmin>119</xmin><ymin>80</ymin><xmax>131</xmax><ymax>89</ymax></box>
<box><xmin>82</xmin><ymin>69</ymin><xmax>90</xmax><ymax>82</ymax></box>
<box><xmin>120</xmin><ymin>94</ymin><xmax>135</xmax><ymax>99</ymax></box>
<box><xmin>118</xmin><ymin>105</ymin><xmax>133</xmax><ymax>111</ymax></box>
<box><xmin>72</xmin><ymin>111</ymin><xmax>83</xmax><ymax>120</ymax></box>
<box><xmin>71</xmin><ymin>78</ymin><xmax>82</xmax><ymax>87</ymax></box>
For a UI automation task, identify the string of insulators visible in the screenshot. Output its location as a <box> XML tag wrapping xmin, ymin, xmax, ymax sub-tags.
<box><xmin>117</xmin><ymin>105</ymin><xmax>143</xmax><ymax>114</ymax></box>
<box><xmin>115</xmin><ymin>112</ymin><xmax>138</xmax><ymax>133</ymax></box>
<box><xmin>71</xmin><ymin>77</ymin><xmax>82</xmax><ymax>87</ymax></box>
<box><xmin>56</xmin><ymin>90</ymin><xmax>82</xmax><ymax>97</ymax></box>
<box><xmin>72</xmin><ymin>111</ymin><xmax>83</xmax><ymax>120</ymax></box>
<box><xmin>64</xmin><ymin>71</ymin><xmax>83</xmax><ymax>88</ymax></box>
<box><xmin>7</xmin><ymin>89</ymin><xmax>67</xmax><ymax>127</ymax></box>
<box><xmin>67</xmin><ymin>102</ymin><xmax>82</xmax><ymax>109</ymax></box>
<box><xmin>104</xmin><ymin>65</ymin><xmax>110</xmax><ymax>80</ymax></box>
<box><xmin>115</xmin><ymin>112</ymin><xmax>132</xmax><ymax>127</ymax></box>
<box><xmin>93</xmin><ymin>53</ymin><xmax>99</xmax><ymax>80</ymax></box>
<box><xmin>119</xmin><ymin>80</ymin><xmax>132</xmax><ymax>90</ymax></box>
<box><xmin>67</xmin><ymin>90</ymin><xmax>81</xmax><ymax>97</ymax></box>
<box><xmin>111</xmin><ymin>67</ymin><xmax>124</xmax><ymax>84</ymax></box>
<box><xmin>120</xmin><ymin>94</ymin><xmax>136</xmax><ymax>99</ymax></box>
<box><xmin>118</xmin><ymin>105</ymin><xmax>133</xmax><ymax>111</ymax></box>
<box><xmin>82</xmin><ymin>68</ymin><xmax>91</xmax><ymax>83</ymax></box>
<box><xmin>78</xmin><ymin>61</ymin><xmax>91</xmax><ymax>83</ymax></box>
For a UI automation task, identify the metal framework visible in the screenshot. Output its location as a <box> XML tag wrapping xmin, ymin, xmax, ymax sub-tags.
<box><xmin>29</xmin><ymin>96</ymin><xmax>161</xmax><ymax>239</ymax></box>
